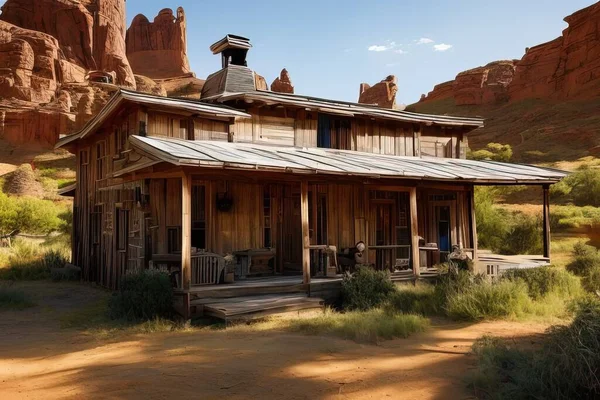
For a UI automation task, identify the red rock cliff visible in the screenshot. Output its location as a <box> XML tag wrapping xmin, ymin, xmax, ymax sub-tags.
<box><xmin>126</xmin><ymin>8</ymin><xmax>190</xmax><ymax>79</ymax></box>
<box><xmin>358</xmin><ymin>75</ymin><xmax>398</xmax><ymax>109</ymax></box>
<box><xmin>419</xmin><ymin>2</ymin><xmax>600</xmax><ymax>105</ymax></box>
<box><xmin>0</xmin><ymin>0</ymin><xmax>135</xmax><ymax>88</ymax></box>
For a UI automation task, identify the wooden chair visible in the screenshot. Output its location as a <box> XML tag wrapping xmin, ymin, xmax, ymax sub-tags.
<box><xmin>191</xmin><ymin>252</ymin><xmax>225</xmax><ymax>286</ymax></box>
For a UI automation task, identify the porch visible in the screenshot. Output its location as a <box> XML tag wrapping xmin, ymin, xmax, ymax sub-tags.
<box><xmin>110</xmin><ymin>138</ymin><xmax>564</xmax><ymax>318</ymax></box>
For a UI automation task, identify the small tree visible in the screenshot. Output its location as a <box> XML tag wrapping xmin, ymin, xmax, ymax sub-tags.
<box><xmin>469</xmin><ymin>143</ymin><xmax>513</xmax><ymax>162</ymax></box>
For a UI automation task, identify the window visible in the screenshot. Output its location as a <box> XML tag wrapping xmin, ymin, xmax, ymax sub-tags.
<box><xmin>317</xmin><ymin>114</ymin><xmax>352</xmax><ymax>150</ymax></box>
<box><xmin>95</xmin><ymin>141</ymin><xmax>106</xmax><ymax>180</ymax></box>
<box><xmin>167</xmin><ymin>226</ymin><xmax>181</xmax><ymax>254</ymax></box>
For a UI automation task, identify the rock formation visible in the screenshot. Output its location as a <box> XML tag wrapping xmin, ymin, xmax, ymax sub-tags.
<box><xmin>126</xmin><ymin>8</ymin><xmax>190</xmax><ymax>80</ymax></box>
<box><xmin>358</xmin><ymin>75</ymin><xmax>398</xmax><ymax>109</ymax></box>
<box><xmin>0</xmin><ymin>0</ymin><xmax>135</xmax><ymax>88</ymax></box>
<box><xmin>420</xmin><ymin>2</ymin><xmax>600</xmax><ymax>106</ymax></box>
<box><xmin>454</xmin><ymin>61</ymin><xmax>517</xmax><ymax>105</ymax></box>
<box><xmin>270</xmin><ymin>68</ymin><xmax>294</xmax><ymax>93</ymax></box>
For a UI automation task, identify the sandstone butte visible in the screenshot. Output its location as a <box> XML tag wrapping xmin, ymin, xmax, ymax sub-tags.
<box><xmin>126</xmin><ymin>7</ymin><xmax>191</xmax><ymax>80</ymax></box>
<box><xmin>0</xmin><ymin>1</ymin><xmax>205</xmax><ymax>148</ymax></box>
<box><xmin>358</xmin><ymin>75</ymin><xmax>399</xmax><ymax>109</ymax></box>
<box><xmin>419</xmin><ymin>1</ymin><xmax>600</xmax><ymax>106</ymax></box>
<box><xmin>271</xmin><ymin>68</ymin><xmax>294</xmax><ymax>94</ymax></box>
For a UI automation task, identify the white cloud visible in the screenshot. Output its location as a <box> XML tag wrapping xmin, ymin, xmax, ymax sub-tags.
<box><xmin>394</xmin><ymin>49</ymin><xmax>408</xmax><ymax>55</ymax></box>
<box><xmin>433</xmin><ymin>43</ymin><xmax>453</xmax><ymax>52</ymax></box>
<box><xmin>416</xmin><ymin>38</ymin><xmax>434</xmax><ymax>45</ymax></box>
<box><xmin>368</xmin><ymin>45</ymin><xmax>389</xmax><ymax>52</ymax></box>
<box><xmin>368</xmin><ymin>41</ymin><xmax>400</xmax><ymax>52</ymax></box>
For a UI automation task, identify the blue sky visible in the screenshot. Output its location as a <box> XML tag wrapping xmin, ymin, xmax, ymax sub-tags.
<box><xmin>3</xmin><ymin>0</ymin><xmax>596</xmax><ymax>104</ymax></box>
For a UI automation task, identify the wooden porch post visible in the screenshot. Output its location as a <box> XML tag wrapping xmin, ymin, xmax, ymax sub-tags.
<box><xmin>301</xmin><ymin>180</ymin><xmax>311</xmax><ymax>285</ymax></box>
<box><xmin>409</xmin><ymin>187</ymin><xmax>420</xmax><ymax>278</ymax></box>
<box><xmin>181</xmin><ymin>172</ymin><xmax>192</xmax><ymax>291</ymax></box>
<box><xmin>470</xmin><ymin>187</ymin><xmax>478</xmax><ymax>262</ymax></box>
<box><xmin>542</xmin><ymin>184</ymin><xmax>551</xmax><ymax>260</ymax></box>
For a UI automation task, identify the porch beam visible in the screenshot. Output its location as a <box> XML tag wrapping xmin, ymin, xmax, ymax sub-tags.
<box><xmin>301</xmin><ymin>180</ymin><xmax>311</xmax><ymax>285</ymax></box>
<box><xmin>542</xmin><ymin>184</ymin><xmax>551</xmax><ymax>259</ymax></box>
<box><xmin>181</xmin><ymin>172</ymin><xmax>192</xmax><ymax>291</ymax></box>
<box><xmin>409</xmin><ymin>187</ymin><xmax>420</xmax><ymax>278</ymax></box>
<box><xmin>470</xmin><ymin>187</ymin><xmax>478</xmax><ymax>261</ymax></box>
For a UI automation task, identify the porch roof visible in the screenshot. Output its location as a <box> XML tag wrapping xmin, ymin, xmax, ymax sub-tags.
<box><xmin>128</xmin><ymin>136</ymin><xmax>567</xmax><ymax>184</ymax></box>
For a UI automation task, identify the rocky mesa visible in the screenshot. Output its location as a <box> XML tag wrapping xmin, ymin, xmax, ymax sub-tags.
<box><xmin>420</xmin><ymin>2</ymin><xmax>600</xmax><ymax>106</ymax></box>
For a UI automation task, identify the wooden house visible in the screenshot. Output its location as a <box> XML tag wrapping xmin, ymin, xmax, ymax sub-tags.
<box><xmin>56</xmin><ymin>35</ymin><xmax>566</xmax><ymax>320</ymax></box>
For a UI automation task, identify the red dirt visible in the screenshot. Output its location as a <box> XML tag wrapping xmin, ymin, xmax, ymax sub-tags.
<box><xmin>0</xmin><ymin>282</ymin><xmax>551</xmax><ymax>400</ymax></box>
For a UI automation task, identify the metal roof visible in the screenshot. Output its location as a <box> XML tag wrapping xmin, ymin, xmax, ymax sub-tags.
<box><xmin>210</xmin><ymin>34</ymin><xmax>252</xmax><ymax>54</ymax></box>
<box><xmin>55</xmin><ymin>89</ymin><xmax>251</xmax><ymax>149</ymax></box>
<box><xmin>203</xmin><ymin>90</ymin><xmax>485</xmax><ymax>128</ymax></box>
<box><xmin>129</xmin><ymin>136</ymin><xmax>566</xmax><ymax>184</ymax></box>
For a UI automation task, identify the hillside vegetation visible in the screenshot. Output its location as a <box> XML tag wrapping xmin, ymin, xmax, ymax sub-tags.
<box><xmin>408</xmin><ymin>98</ymin><xmax>600</xmax><ymax>163</ymax></box>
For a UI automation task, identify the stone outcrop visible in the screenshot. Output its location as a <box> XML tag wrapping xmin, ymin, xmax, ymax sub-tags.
<box><xmin>0</xmin><ymin>0</ymin><xmax>135</xmax><ymax>88</ymax></box>
<box><xmin>126</xmin><ymin>8</ymin><xmax>190</xmax><ymax>80</ymax></box>
<box><xmin>454</xmin><ymin>61</ymin><xmax>517</xmax><ymax>105</ymax></box>
<box><xmin>420</xmin><ymin>2</ymin><xmax>600</xmax><ymax>105</ymax></box>
<box><xmin>358</xmin><ymin>75</ymin><xmax>398</xmax><ymax>109</ymax></box>
<box><xmin>270</xmin><ymin>68</ymin><xmax>294</xmax><ymax>93</ymax></box>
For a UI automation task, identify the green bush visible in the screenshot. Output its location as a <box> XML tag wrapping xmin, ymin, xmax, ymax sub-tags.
<box><xmin>0</xmin><ymin>192</ymin><xmax>67</xmax><ymax>236</ymax></box>
<box><xmin>0</xmin><ymin>286</ymin><xmax>35</xmax><ymax>310</ymax></box>
<box><xmin>469</xmin><ymin>297</ymin><xmax>600</xmax><ymax>399</ymax></box>
<box><xmin>498</xmin><ymin>215</ymin><xmax>542</xmax><ymax>255</ymax></box>
<box><xmin>474</xmin><ymin>187</ymin><xmax>511</xmax><ymax>252</ymax></box>
<box><xmin>42</xmin><ymin>249</ymin><xmax>68</xmax><ymax>270</ymax></box>
<box><xmin>581</xmin><ymin>266</ymin><xmax>600</xmax><ymax>293</ymax></box>
<box><xmin>288</xmin><ymin>308</ymin><xmax>429</xmax><ymax>343</ymax></box>
<box><xmin>446</xmin><ymin>280</ymin><xmax>532</xmax><ymax>321</ymax></box>
<box><xmin>567</xmin><ymin>242</ymin><xmax>600</xmax><ymax>276</ymax></box>
<box><xmin>469</xmin><ymin>143</ymin><xmax>513</xmax><ymax>162</ymax></box>
<box><xmin>109</xmin><ymin>269</ymin><xmax>174</xmax><ymax>321</ymax></box>
<box><xmin>502</xmin><ymin>266</ymin><xmax>582</xmax><ymax>300</ymax></box>
<box><xmin>341</xmin><ymin>267</ymin><xmax>396</xmax><ymax>311</ymax></box>
<box><xmin>562</xmin><ymin>167</ymin><xmax>600</xmax><ymax>207</ymax></box>
<box><xmin>387</xmin><ymin>283</ymin><xmax>441</xmax><ymax>315</ymax></box>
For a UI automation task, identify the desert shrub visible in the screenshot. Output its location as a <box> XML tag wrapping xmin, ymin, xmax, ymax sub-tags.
<box><xmin>42</xmin><ymin>249</ymin><xmax>68</xmax><ymax>270</ymax></box>
<box><xmin>109</xmin><ymin>269</ymin><xmax>174</xmax><ymax>321</ymax></box>
<box><xmin>498</xmin><ymin>215</ymin><xmax>542</xmax><ymax>255</ymax></box>
<box><xmin>469</xmin><ymin>143</ymin><xmax>513</xmax><ymax>162</ymax></box>
<box><xmin>474</xmin><ymin>187</ymin><xmax>511</xmax><ymax>252</ymax></box>
<box><xmin>562</xmin><ymin>167</ymin><xmax>600</xmax><ymax>207</ymax></box>
<box><xmin>502</xmin><ymin>266</ymin><xmax>582</xmax><ymax>300</ymax></box>
<box><xmin>445</xmin><ymin>280</ymin><xmax>532</xmax><ymax>321</ymax></box>
<box><xmin>341</xmin><ymin>267</ymin><xmax>395</xmax><ymax>311</ymax></box>
<box><xmin>0</xmin><ymin>286</ymin><xmax>35</xmax><ymax>310</ymax></box>
<box><xmin>0</xmin><ymin>192</ymin><xmax>65</xmax><ymax>236</ymax></box>
<box><xmin>567</xmin><ymin>242</ymin><xmax>600</xmax><ymax>277</ymax></box>
<box><xmin>387</xmin><ymin>283</ymin><xmax>441</xmax><ymax>315</ymax></box>
<box><xmin>469</xmin><ymin>297</ymin><xmax>600</xmax><ymax>399</ymax></box>
<box><xmin>581</xmin><ymin>266</ymin><xmax>600</xmax><ymax>294</ymax></box>
<box><xmin>288</xmin><ymin>308</ymin><xmax>429</xmax><ymax>343</ymax></box>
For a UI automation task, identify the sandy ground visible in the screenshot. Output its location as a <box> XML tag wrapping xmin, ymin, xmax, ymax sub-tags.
<box><xmin>0</xmin><ymin>282</ymin><xmax>550</xmax><ymax>400</ymax></box>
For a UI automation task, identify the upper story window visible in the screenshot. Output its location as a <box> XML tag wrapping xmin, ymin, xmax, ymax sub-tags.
<box><xmin>317</xmin><ymin>114</ymin><xmax>352</xmax><ymax>150</ymax></box>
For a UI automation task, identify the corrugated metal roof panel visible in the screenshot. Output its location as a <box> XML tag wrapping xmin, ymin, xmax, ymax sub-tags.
<box><xmin>129</xmin><ymin>136</ymin><xmax>566</xmax><ymax>184</ymax></box>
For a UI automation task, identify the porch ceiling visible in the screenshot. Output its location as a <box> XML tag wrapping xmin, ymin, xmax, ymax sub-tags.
<box><xmin>128</xmin><ymin>136</ymin><xmax>567</xmax><ymax>184</ymax></box>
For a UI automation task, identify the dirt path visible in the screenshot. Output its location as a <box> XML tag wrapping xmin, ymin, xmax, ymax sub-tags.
<box><xmin>0</xmin><ymin>283</ymin><xmax>550</xmax><ymax>400</ymax></box>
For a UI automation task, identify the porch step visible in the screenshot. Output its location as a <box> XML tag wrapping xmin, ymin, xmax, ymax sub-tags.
<box><xmin>195</xmin><ymin>294</ymin><xmax>324</xmax><ymax>322</ymax></box>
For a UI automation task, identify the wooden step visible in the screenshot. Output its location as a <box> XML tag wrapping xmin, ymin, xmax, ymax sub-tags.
<box><xmin>200</xmin><ymin>294</ymin><xmax>324</xmax><ymax>322</ymax></box>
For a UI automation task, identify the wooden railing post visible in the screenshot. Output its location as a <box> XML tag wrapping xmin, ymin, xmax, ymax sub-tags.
<box><xmin>301</xmin><ymin>180</ymin><xmax>311</xmax><ymax>285</ymax></box>
<box><xmin>409</xmin><ymin>187</ymin><xmax>420</xmax><ymax>278</ymax></box>
<box><xmin>181</xmin><ymin>172</ymin><xmax>192</xmax><ymax>291</ymax></box>
<box><xmin>543</xmin><ymin>184</ymin><xmax>551</xmax><ymax>260</ymax></box>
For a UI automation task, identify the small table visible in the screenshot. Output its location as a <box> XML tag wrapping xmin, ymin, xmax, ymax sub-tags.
<box><xmin>233</xmin><ymin>248</ymin><xmax>276</xmax><ymax>279</ymax></box>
